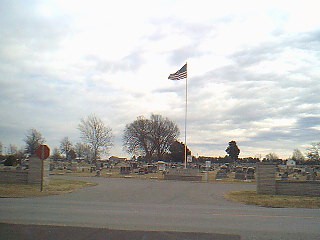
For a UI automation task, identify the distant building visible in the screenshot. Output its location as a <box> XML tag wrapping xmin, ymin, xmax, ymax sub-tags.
<box><xmin>109</xmin><ymin>156</ymin><xmax>127</xmax><ymax>162</ymax></box>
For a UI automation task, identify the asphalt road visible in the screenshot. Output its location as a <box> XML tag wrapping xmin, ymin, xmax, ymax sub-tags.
<box><xmin>1</xmin><ymin>177</ymin><xmax>320</xmax><ymax>239</ymax></box>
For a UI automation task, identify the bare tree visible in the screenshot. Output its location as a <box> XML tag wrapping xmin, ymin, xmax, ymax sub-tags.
<box><xmin>0</xmin><ymin>141</ymin><xmax>3</xmax><ymax>155</ymax></box>
<box><xmin>24</xmin><ymin>129</ymin><xmax>45</xmax><ymax>155</ymax></box>
<box><xmin>291</xmin><ymin>149</ymin><xmax>305</xmax><ymax>162</ymax></box>
<box><xmin>52</xmin><ymin>147</ymin><xmax>62</xmax><ymax>161</ymax></box>
<box><xmin>60</xmin><ymin>137</ymin><xmax>73</xmax><ymax>160</ymax></box>
<box><xmin>306</xmin><ymin>142</ymin><xmax>320</xmax><ymax>161</ymax></box>
<box><xmin>74</xmin><ymin>142</ymin><xmax>92</xmax><ymax>162</ymax></box>
<box><xmin>75</xmin><ymin>142</ymin><xmax>85</xmax><ymax>160</ymax></box>
<box><xmin>149</xmin><ymin>114</ymin><xmax>180</xmax><ymax>159</ymax></box>
<box><xmin>123</xmin><ymin>114</ymin><xmax>180</xmax><ymax>161</ymax></box>
<box><xmin>78</xmin><ymin>115</ymin><xmax>113</xmax><ymax>162</ymax></box>
<box><xmin>265</xmin><ymin>152</ymin><xmax>279</xmax><ymax>161</ymax></box>
<box><xmin>8</xmin><ymin>144</ymin><xmax>18</xmax><ymax>155</ymax></box>
<box><xmin>123</xmin><ymin>116</ymin><xmax>154</xmax><ymax>161</ymax></box>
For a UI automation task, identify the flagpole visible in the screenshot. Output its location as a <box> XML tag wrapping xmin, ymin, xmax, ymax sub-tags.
<box><xmin>168</xmin><ymin>62</ymin><xmax>188</xmax><ymax>168</ymax></box>
<box><xmin>184</xmin><ymin>62</ymin><xmax>188</xmax><ymax>169</ymax></box>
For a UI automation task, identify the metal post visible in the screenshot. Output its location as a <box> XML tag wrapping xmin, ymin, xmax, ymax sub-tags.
<box><xmin>184</xmin><ymin>63</ymin><xmax>188</xmax><ymax>169</ymax></box>
<box><xmin>40</xmin><ymin>146</ymin><xmax>44</xmax><ymax>192</ymax></box>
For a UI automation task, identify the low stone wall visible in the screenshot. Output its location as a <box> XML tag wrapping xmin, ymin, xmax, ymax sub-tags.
<box><xmin>0</xmin><ymin>169</ymin><xmax>28</xmax><ymax>184</ymax></box>
<box><xmin>164</xmin><ymin>174</ymin><xmax>202</xmax><ymax>181</ymax></box>
<box><xmin>167</xmin><ymin>168</ymin><xmax>200</xmax><ymax>176</ymax></box>
<box><xmin>256</xmin><ymin>163</ymin><xmax>320</xmax><ymax>197</ymax></box>
<box><xmin>276</xmin><ymin>181</ymin><xmax>320</xmax><ymax>197</ymax></box>
<box><xmin>256</xmin><ymin>163</ymin><xmax>276</xmax><ymax>195</ymax></box>
<box><xmin>0</xmin><ymin>155</ymin><xmax>49</xmax><ymax>185</ymax></box>
<box><xmin>164</xmin><ymin>168</ymin><xmax>202</xmax><ymax>181</ymax></box>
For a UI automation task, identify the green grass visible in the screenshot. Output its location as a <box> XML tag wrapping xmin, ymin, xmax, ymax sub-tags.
<box><xmin>0</xmin><ymin>179</ymin><xmax>97</xmax><ymax>198</ymax></box>
<box><xmin>225</xmin><ymin>190</ymin><xmax>320</xmax><ymax>208</ymax></box>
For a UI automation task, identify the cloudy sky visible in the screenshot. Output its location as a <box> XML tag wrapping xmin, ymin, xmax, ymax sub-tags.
<box><xmin>1</xmin><ymin>0</ymin><xmax>320</xmax><ymax>159</ymax></box>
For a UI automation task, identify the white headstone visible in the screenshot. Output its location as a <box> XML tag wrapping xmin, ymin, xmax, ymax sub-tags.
<box><xmin>286</xmin><ymin>160</ymin><xmax>296</xmax><ymax>167</ymax></box>
<box><xmin>205</xmin><ymin>160</ymin><xmax>211</xmax><ymax>168</ymax></box>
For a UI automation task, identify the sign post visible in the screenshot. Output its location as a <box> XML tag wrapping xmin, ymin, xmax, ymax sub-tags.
<box><xmin>205</xmin><ymin>161</ymin><xmax>211</xmax><ymax>182</ymax></box>
<box><xmin>35</xmin><ymin>145</ymin><xmax>50</xmax><ymax>192</ymax></box>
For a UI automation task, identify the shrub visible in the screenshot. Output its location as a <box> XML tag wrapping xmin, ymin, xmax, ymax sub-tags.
<box><xmin>4</xmin><ymin>155</ymin><xmax>17</xmax><ymax>166</ymax></box>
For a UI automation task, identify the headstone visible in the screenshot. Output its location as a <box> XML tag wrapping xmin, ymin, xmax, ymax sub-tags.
<box><xmin>120</xmin><ymin>166</ymin><xmax>131</xmax><ymax>174</ymax></box>
<box><xmin>246</xmin><ymin>167</ymin><xmax>255</xmax><ymax>180</ymax></box>
<box><xmin>215</xmin><ymin>169</ymin><xmax>228</xmax><ymax>179</ymax></box>
<box><xmin>286</xmin><ymin>160</ymin><xmax>296</xmax><ymax>167</ymax></box>
<box><xmin>281</xmin><ymin>172</ymin><xmax>288</xmax><ymax>180</ymax></box>
<box><xmin>71</xmin><ymin>162</ymin><xmax>78</xmax><ymax>172</ymax></box>
<box><xmin>234</xmin><ymin>167</ymin><xmax>245</xmax><ymax>180</ymax></box>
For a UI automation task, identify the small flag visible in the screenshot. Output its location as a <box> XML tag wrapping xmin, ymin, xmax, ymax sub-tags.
<box><xmin>168</xmin><ymin>63</ymin><xmax>187</xmax><ymax>80</ymax></box>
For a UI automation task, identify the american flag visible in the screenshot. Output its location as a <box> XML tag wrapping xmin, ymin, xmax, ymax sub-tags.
<box><xmin>168</xmin><ymin>63</ymin><xmax>187</xmax><ymax>80</ymax></box>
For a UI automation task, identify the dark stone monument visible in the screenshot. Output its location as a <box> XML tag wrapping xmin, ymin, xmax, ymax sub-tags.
<box><xmin>215</xmin><ymin>169</ymin><xmax>228</xmax><ymax>180</ymax></box>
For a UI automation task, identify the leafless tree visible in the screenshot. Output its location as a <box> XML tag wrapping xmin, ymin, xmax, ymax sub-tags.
<box><xmin>0</xmin><ymin>141</ymin><xmax>3</xmax><ymax>155</ymax></box>
<box><xmin>78</xmin><ymin>115</ymin><xmax>113</xmax><ymax>162</ymax></box>
<box><xmin>149</xmin><ymin>114</ymin><xmax>180</xmax><ymax>159</ymax></box>
<box><xmin>123</xmin><ymin>114</ymin><xmax>180</xmax><ymax>161</ymax></box>
<box><xmin>75</xmin><ymin>142</ymin><xmax>92</xmax><ymax>162</ymax></box>
<box><xmin>8</xmin><ymin>144</ymin><xmax>18</xmax><ymax>155</ymax></box>
<box><xmin>24</xmin><ymin>128</ymin><xmax>45</xmax><ymax>155</ymax></box>
<box><xmin>291</xmin><ymin>149</ymin><xmax>305</xmax><ymax>162</ymax></box>
<box><xmin>306</xmin><ymin>142</ymin><xmax>320</xmax><ymax>161</ymax></box>
<box><xmin>123</xmin><ymin>116</ymin><xmax>154</xmax><ymax>161</ymax></box>
<box><xmin>265</xmin><ymin>152</ymin><xmax>279</xmax><ymax>161</ymax></box>
<box><xmin>52</xmin><ymin>147</ymin><xmax>62</xmax><ymax>161</ymax></box>
<box><xmin>60</xmin><ymin>137</ymin><xmax>73</xmax><ymax>160</ymax></box>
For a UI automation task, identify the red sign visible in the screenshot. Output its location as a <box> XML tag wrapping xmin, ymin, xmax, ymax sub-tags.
<box><xmin>36</xmin><ymin>145</ymin><xmax>50</xmax><ymax>160</ymax></box>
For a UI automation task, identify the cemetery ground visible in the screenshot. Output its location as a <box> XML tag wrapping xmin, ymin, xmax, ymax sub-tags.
<box><xmin>1</xmin><ymin>166</ymin><xmax>320</xmax><ymax>209</ymax></box>
<box><xmin>225</xmin><ymin>190</ymin><xmax>320</xmax><ymax>208</ymax></box>
<box><xmin>1</xmin><ymin>177</ymin><xmax>320</xmax><ymax>240</ymax></box>
<box><xmin>50</xmin><ymin>166</ymin><xmax>256</xmax><ymax>183</ymax></box>
<box><xmin>0</xmin><ymin>179</ymin><xmax>97</xmax><ymax>198</ymax></box>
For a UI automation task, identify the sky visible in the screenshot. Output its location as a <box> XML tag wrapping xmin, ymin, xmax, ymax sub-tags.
<box><xmin>1</xmin><ymin>0</ymin><xmax>320</xmax><ymax>159</ymax></box>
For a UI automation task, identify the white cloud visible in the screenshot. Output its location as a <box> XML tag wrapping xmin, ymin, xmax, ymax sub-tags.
<box><xmin>0</xmin><ymin>0</ymin><xmax>319</xmax><ymax>159</ymax></box>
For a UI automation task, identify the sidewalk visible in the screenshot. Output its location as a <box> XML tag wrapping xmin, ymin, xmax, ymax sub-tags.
<box><xmin>0</xmin><ymin>223</ymin><xmax>240</xmax><ymax>240</ymax></box>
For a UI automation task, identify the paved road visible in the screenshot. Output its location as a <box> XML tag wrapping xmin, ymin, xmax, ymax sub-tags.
<box><xmin>0</xmin><ymin>177</ymin><xmax>319</xmax><ymax>239</ymax></box>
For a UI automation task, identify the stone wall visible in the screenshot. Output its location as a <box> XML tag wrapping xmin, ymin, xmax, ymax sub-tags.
<box><xmin>256</xmin><ymin>163</ymin><xmax>276</xmax><ymax>194</ymax></box>
<box><xmin>0</xmin><ymin>169</ymin><xmax>28</xmax><ymax>184</ymax></box>
<box><xmin>164</xmin><ymin>174</ymin><xmax>202</xmax><ymax>181</ymax></box>
<box><xmin>28</xmin><ymin>156</ymin><xmax>42</xmax><ymax>184</ymax></box>
<box><xmin>164</xmin><ymin>168</ymin><xmax>202</xmax><ymax>181</ymax></box>
<box><xmin>0</xmin><ymin>155</ymin><xmax>49</xmax><ymax>185</ymax></box>
<box><xmin>256</xmin><ymin>163</ymin><xmax>320</xmax><ymax>197</ymax></box>
<box><xmin>276</xmin><ymin>181</ymin><xmax>320</xmax><ymax>197</ymax></box>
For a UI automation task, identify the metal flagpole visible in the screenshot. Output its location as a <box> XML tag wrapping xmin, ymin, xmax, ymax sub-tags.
<box><xmin>184</xmin><ymin>62</ymin><xmax>188</xmax><ymax>169</ymax></box>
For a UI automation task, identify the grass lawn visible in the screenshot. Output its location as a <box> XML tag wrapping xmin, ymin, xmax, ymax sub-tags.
<box><xmin>0</xmin><ymin>179</ymin><xmax>97</xmax><ymax>198</ymax></box>
<box><xmin>225</xmin><ymin>190</ymin><xmax>320</xmax><ymax>209</ymax></box>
